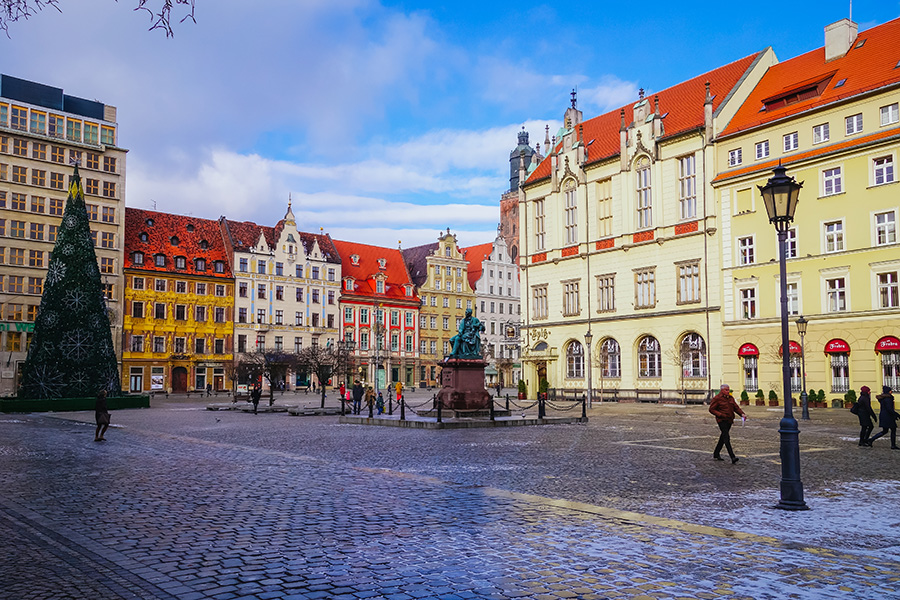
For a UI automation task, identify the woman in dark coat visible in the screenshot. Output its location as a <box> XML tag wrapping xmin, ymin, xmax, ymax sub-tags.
<box><xmin>94</xmin><ymin>390</ymin><xmax>110</xmax><ymax>441</ymax></box>
<box><xmin>867</xmin><ymin>385</ymin><xmax>899</xmax><ymax>449</ymax></box>
<box><xmin>856</xmin><ymin>386</ymin><xmax>878</xmax><ymax>446</ymax></box>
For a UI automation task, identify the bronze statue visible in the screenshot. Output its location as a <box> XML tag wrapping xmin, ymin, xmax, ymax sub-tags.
<box><xmin>448</xmin><ymin>309</ymin><xmax>485</xmax><ymax>359</ymax></box>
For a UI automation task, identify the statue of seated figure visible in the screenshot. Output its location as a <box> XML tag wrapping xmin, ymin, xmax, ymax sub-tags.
<box><xmin>448</xmin><ymin>309</ymin><xmax>485</xmax><ymax>359</ymax></box>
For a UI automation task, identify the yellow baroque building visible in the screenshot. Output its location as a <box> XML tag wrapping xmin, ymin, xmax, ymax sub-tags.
<box><xmin>518</xmin><ymin>53</ymin><xmax>772</xmax><ymax>401</ymax></box>
<box><xmin>713</xmin><ymin>18</ymin><xmax>900</xmax><ymax>403</ymax></box>
<box><xmin>122</xmin><ymin>209</ymin><xmax>234</xmax><ymax>394</ymax></box>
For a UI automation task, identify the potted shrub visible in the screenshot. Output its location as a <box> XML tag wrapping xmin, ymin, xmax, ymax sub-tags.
<box><xmin>768</xmin><ymin>389</ymin><xmax>779</xmax><ymax>406</ymax></box>
<box><xmin>808</xmin><ymin>389</ymin><xmax>817</xmax><ymax>407</ymax></box>
<box><xmin>843</xmin><ymin>389</ymin><xmax>857</xmax><ymax>409</ymax></box>
<box><xmin>817</xmin><ymin>389</ymin><xmax>827</xmax><ymax>409</ymax></box>
<box><xmin>539</xmin><ymin>378</ymin><xmax>550</xmax><ymax>400</ymax></box>
<box><xmin>755</xmin><ymin>389</ymin><xmax>765</xmax><ymax>406</ymax></box>
<box><xmin>517</xmin><ymin>380</ymin><xmax>527</xmax><ymax>400</ymax></box>
<box><xmin>740</xmin><ymin>390</ymin><xmax>750</xmax><ymax>405</ymax></box>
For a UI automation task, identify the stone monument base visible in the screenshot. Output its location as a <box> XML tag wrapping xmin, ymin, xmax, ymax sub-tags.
<box><xmin>436</xmin><ymin>358</ymin><xmax>491</xmax><ymax>410</ymax></box>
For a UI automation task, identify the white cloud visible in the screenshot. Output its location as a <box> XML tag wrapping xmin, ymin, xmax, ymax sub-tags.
<box><xmin>581</xmin><ymin>76</ymin><xmax>641</xmax><ymax>113</ymax></box>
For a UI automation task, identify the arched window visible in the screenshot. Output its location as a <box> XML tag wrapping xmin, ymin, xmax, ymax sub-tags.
<box><xmin>600</xmin><ymin>338</ymin><xmax>621</xmax><ymax>378</ymax></box>
<box><xmin>638</xmin><ymin>335</ymin><xmax>661</xmax><ymax>378</ymax></box>
<box><xmin>680</xmin><ymin>333</ymin><xmax>707</xmax><ymax>378</ymax></box>
<box><xmin>566</xmin><ymin>340</ymin><xmax>584</xmax><ymax>378</ymax></box>
<box><xmin>636</xmin><ymin>156</ymin><xmax>652</xmax><ymax>229</ymax></box>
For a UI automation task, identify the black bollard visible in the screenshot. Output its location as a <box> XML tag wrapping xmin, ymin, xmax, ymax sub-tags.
<box><xmin>505</xmin><ymin>393</ymin><xmax>509</xmax><ymax>411</ymax></box>
<box><xmin>538</xmin><ymin>395</ymin><xmax>545</xmax><ymax>419</ymax></box>
<box><xmin>400</xmin><ymin>396</ymin><xmax>406</xmax><ymax>421</ymax></box>
<box><xmin>340</xmin><ymin>396</ymin><xmax>345</xmax><ymax>416</ymax></box>
<box><xmin>582</xmin><ymin>396</ymin><xmax>587</xmax><ymax>420</ymax></box>
<box><xmin>489</xmin><ymin>396</ymin><xmax>495</xmax><ymax>421</ymax></box>
<box><xmin>436</xmin><ymin>398</ymin><xmax>442</xmax><ymax>423</ymax></box>
<box><xmin>368</xmin><ymin>398</ymin><xmax>374</xmax><ymax>419</ymax></box>
<box><xmin>389</xmin><ymin>394</ymin><xmax>394</xmax><ymax>415</ymax></box>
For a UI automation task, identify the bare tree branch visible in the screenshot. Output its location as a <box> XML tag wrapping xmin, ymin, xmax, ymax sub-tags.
<box><xmin>0</xmin><ymin>0</ymin><xmax>195</xmax><ymax>37</ymax></box>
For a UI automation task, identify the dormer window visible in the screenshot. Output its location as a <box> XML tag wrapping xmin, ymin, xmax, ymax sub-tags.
<box><xmin>376</xmin><ymin>280</ymin><xmax>385</xmax><ymax>294</ymax></box>
<box><xmin>199</xmin><ymin>240</ymin><xmax>209</xmax><ymax>250</ymax></box>
<box><xmin>214</xmin><ymin>261</ymin><xmax>225</xmax><ymax>273</ymax></box>
<box><xmin>762</xmin><ymin>74</ymin><xmax>833</xmax><ymax>111</ymax></box>
<box><xmin>139</xmin><ymin>232</ymin><xmax>149</xmax><ymax>242</ymax></box>
<box><xmin>350</xmin><ymin>254</ymin><xmax>360</xmax><ymax>266</ymax></box>
<box><xmin>377</xmin><ymin>258</ymin><xmax>386</xmax><ymax>269</ymax></box>
<box><xmin>154</xmin><ymin>254</ymin><xmax>165</xmax><ymax>267</ymax></box>
<box><xmin>186</xmin><ymin>224</ymin><xmax>195</xmax><ymax>232</ymax></box>
<box><xmin>445</xmin><ymin>246</ymin><xmax>451</xmax><ymax>257</ymax></box>
<box><xmin>133</xmin><ymin>251</ymin><xmax>144</xmax><ymax>265</ymax></box>
<box><xmin>405</xmin><ymin>285</ymin><xmax>413</xmax><ymax>297</ymax></box>
<box><xmin>174</xmin><ymin>256</ymin><xmax>186</xmax><ymax>269</ymax></box>
<box><xmin>344</xmin><ymin>278</ymin><xmax>354</xmax><ymax>291</ymax></box>
<box><xmin>145</xmin><ymin>218</ymin><xmax>154</xmax><ymax>226</ymax></box>
<box><xmin>170</xmin><ymin>236</ymin><xmax>179</xmax><ymax>246</ymax></box>
<box><xmin>195</xmin><ymin>258</ymin><xmax>206</xmax><ymax>271</ymax></box>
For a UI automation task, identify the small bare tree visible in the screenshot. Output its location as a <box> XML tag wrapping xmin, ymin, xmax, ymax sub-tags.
<box><xmin>235</xmin><ymin>350</ymin><xmax>300</xmax><ymax>405</ymax></box>
<box><xmin>1</xmin><ymin>0</ymin><xmax>196</xmax><ymax>36</ymax></box>
<box><xmin>298</xmin><ymin>344</ymin><xmax>339</xmax><ymax>408</ymax></box>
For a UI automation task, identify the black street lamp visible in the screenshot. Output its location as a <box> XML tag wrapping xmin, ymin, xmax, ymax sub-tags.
<box><xmin>584</xmin><ymin>330</ymin><xmax>593</xmax><ymax>408</ymax></box>
<box><xmin>758</xmin><ymin>164</ymin><xmax>809</xmax><ymax>511</ymax></box>
<box><xmin>796</xmin><ymin>315</ymin><xmax>809</xmax><ymax>421</ymax></box>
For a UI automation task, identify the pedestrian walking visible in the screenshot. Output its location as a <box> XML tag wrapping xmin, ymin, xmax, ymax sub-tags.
<box><xmin>496</xmin><ymin>383</ymin><xmax>502</xmax><ymax>397</ymax></box>
<box><xmin>376</xmin><ymin>392</ymin><xmax>385</xmax><ymax>415</ymax></box>
<box><xmin>395</xmin><ymin>381</ymin><xmax>403</xmax><ymax>404</ymax></box>
<box><xmin>250</xmin><ymin>386</ymin><xmax>261</xmax><ymax>415</ymax></box>
<box><xmin>352</xmin><ymin>380</ymin><xmax>364</xmax><ymax>415</ymax></box>
<box><xmin>339</xmin><ymin>382</ymin><xmax>346</xmax><ymax>402</ymax></box>
<box><xmin>94</xmin><ymin>390</ymin><xmax>111</xmax><ymax>442</ymax></box>
<box><xmin>365</xmin><ymin>386</ymin><xmax>376</xmax><ymax>414</ymax></box>
<box><xmin>854</xmin><ymin>385</ymin><xmax>878</xmax><ymax>447</ymax></box>
<box><xmin>867</xmin><ymin>385</ymin><xmax>899</xmax><ymax>449</ymax></box>
<box><xmin>206</xmin><ymin>383</ymin><xmax>212</xmax><ymax>397</ymax></box>
<box><xmin>709</xmin><ymin>384</ymin><xmax>747</xmax><ymax>464</ymax></box>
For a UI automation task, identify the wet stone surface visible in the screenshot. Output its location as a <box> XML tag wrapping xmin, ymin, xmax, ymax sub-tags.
<box><xmin>0</xmin><ymin>397</ymin><xmax>898</xmax><ymax>599</ymax></box>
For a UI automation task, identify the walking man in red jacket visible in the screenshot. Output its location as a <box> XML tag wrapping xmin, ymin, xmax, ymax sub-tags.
<box><xmin>709</xmin><ymin>384</ymin><xmax>747</xmax><ymax>464</ymax></box>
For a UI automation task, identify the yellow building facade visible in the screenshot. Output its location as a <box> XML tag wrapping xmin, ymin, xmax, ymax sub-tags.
<box><xmin>713</xmin><ymin>18</ymin><xmax>900</xmax><ymax>403</ymax></box>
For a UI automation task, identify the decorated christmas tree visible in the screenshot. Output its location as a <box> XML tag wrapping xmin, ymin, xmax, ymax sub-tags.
<box><xmin>20</xmin><ymin>166</ymin><xmax>121</xmax><ymax>399</ymax></box>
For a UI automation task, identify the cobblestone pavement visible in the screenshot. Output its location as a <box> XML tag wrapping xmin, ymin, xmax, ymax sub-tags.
<box><xmin>1</xmin><ymin>395</ymin><xmax>898</xmax><ymax>599</ymax></box>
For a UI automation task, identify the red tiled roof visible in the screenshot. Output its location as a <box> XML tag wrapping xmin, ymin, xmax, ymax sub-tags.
<box><xmin>463</xmin><ymin>242</ymin><xmax>493</xmax><ymax>291</ymax></box>
<box><xmin>223</xmin><ymin>219</ymin><xmax>340</xmax><ymax>264</ymax></box>
<box><xmin>720</xmin><ymin>18</ymin><xmax>900</xmax><ymax>137</ymax></box>
<box><xmin>712</xmin><ymin>125</ymin><xmax>900</xmax><ymax>183</ymax></box>
<box><xmin>332</xmin><ymin>239</ymin><xmax>417</xmax><ymax>302</ymax></box>
<box><xmin>124</xmin><ymin>208</ymin><xmax>232</xmax><ymax>277</ymax></box>
<box><xmin>526</xmin><ymin>53</ymin><xmax>762</xmax><ymax>184</ymax></box>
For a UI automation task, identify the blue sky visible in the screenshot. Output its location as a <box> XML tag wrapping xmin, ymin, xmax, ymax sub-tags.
<box><xmin>4</xmin><ymin>0</ymin><xmax>899</xmax><ymax>247</ymax></box>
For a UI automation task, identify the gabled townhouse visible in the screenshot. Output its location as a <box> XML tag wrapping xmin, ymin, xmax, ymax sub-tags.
<box><xmin>122</xmin><ymin>209</ymin><xmax>234</xmax><ymax>393</ymax></box>
<box><xmin>220</xmin><ymin>203</ymin><xmax>340</xmax><ymax>388</ymax></box>
<box><xmin>712</xmin><ymin>17</ymin><xmax>900</xmax><ymax>400</ymax></box>
<box><xmin>332</xmin><ymin>239</ymin><xmax>419</xmax><ymax>391</ymax></box>
<box><xmin>518</xmin><ymin>51</ymin><xmax>775</xmax><ymax>401</ymax></box>
<box><xmin>403</xmin><ymin>230</ymin><xmax>476</xmax><ymax>387</ymax></box>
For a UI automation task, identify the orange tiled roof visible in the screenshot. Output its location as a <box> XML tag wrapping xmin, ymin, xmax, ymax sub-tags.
<box><xmin>124</xmin><ymin>208</ymin><xmax>232</xmax><ymax>277</ymax></box>
<box><xmin>463</xmin><ymin>242</ymin><xmax>493</xmax><ymax>291</ymax></box>
<box><xmin>332</xmin><ymin>239</ymin><xmax>418</xmax><ymax>302</ymax></box>
<box><xmin>712</xmin><ymin>125</ymin><xmax>900</xmax><ymax>183</ymax></box>
<box><xmin>526</xmin><ymin>53</ymin><xmax>762</xmax><ymax>184</ymax></box>
<box><xmin>720</xmin><ymin>18</ymin><xmax>900</xmax><ymax>137</ymax></box>
<box><xmin>223</xmin><ymin>219</ymin><xmax>340</xmax><ymax>264</ymax></box>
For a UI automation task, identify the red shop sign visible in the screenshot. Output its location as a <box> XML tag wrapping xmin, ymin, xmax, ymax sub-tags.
<box><xmin>876</xmin><ymin>335</ymin><xmax>900</xmax><ymax>352</ymax></box>
<box><xmin>824</xmin><ymin>338</ymin><xmax>850</xmax><ymax>354</ymax></box>
<box><xmin>778</xmin><ymin>341</ymin><xmax>802</xmax><ymax>355</ymax></box>
<box><xmin>738</xmin><ymin>343</ymin><xmax>759</xmax><ymax>357</ymax></box>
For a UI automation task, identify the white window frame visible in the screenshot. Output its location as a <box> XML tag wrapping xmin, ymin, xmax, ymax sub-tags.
<box><xmin>845</xmin><ymin>113</ymin><xmax>863</xmax><ymax>136</ymax></box>
<box><xmin>677</xmin><ymin>261</ymin><xmax>701</xmax><ymax>304</ymax></box>
<box><xmin>755</xmin><ymin>140</ymin><xmax>769</xmax><ymax>160</ymax></box>
<box><xmin>823</xmin><ymin>220</ymin><xmax>845</xmax><ymax>253</ymax></box>
<box><xmin>880</xmin><ymin>103</ymin><xmax>899</xmax><ymax>127</ymax></box>
<box><xmin>597</xmin><ymin>273</ymin><xmax>615</xmax><ymax>312</ymax></box>
<box><xmin>873</xmin><ymin>155</ymin><xmax>895</xmax><ymax>186</ymax></box>
<box><xmin>874</xmin><ymin>210</ymin><xmax>897</xmax><ymax>246</ymax></box>
<box><xmin>532</xmin><ymin>285</ymin><xmax>548</xmax><ymax>320</ymax></box>
<box><xmin>634</xmin><ymin>268</ymin><xmax>655</xmax><ymax>309</ymax></box>
<box><xmin>813</xmin><ymin>123</ymin><xmax>830</xmax><ymax>145</ymax></box>
<box><xmin>822</xmin><ymin>166</ymin><xmax>842</xmax><ymax>196</ymax></box>
<box><xmin>740</xmin><ymin>287</ymin><xmax>757</xmax><ymax>320</ymax></box>
<box><xmin>876</xmin><ymin>270</ymin><xmax>900</xmax><ymax>309</ymax></box>
<box><xmin>564</xmin><ymin>182</ymin><xmax>578</xmax><ymax>245</ymax></box>
<box><xmin>824</xmin><ymin>276</ymin><xmax>848</xmax><ymax>312</ymax></box>
<box><xmin>533</xmin><ymin>199</ymin><xmax>545</xmax><ymax>252</ymax></box>
<box><xmin>737</xmin><ymin>236</ymin><xmax>755</xmax><ymax>265</ymax></box>
<box><xmin>785</xmin><ymin>227</ymin><xmax>798</xmax><ymax>259</ymax></box>
<box><xmin>678</xmin><ymin>155</ymin><xmax>696</xmax><ymax>220</ymax></box>
<box><xmin>783</xmin><ymin>131</ymin><xmax>799</xmax><ymax>152</ymax></box>
<box><xmin>636</xmin><ymin>157</ymin><xmax>652</xmax><ymax>229</ymax></box>
<box><xmin>728</xmin><ymin>148</ymin><xmax>742</xmax><ymax>167</ymax></box>
<box><xmin>562</xmin><ymin>280</ymin><xmax>580</xmax><ymax>316</ymax></box>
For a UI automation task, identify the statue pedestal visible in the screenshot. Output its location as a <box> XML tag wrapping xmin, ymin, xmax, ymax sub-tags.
<box><xmin>437</xmin><ymin>358</ymin><xmax>491</xmax><ymax>410</ymax></box>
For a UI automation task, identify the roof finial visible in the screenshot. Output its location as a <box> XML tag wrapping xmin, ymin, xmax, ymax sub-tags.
<box><xmin>704</xmin><ymin>81</ymin><xmax>712</xmax><ymax>104</ymax></box>
<box><xmin>398</xmin><ymin>240</ymin><xmax>402</xmax><ymax>249</ymax></box>
<box><xmin>639</xmin><ymin>87</ymin><xmax>645</xmax><ymax>100</ymax></box>
<box><xmin>570</xmin><ymin>87</ymin><xmax>577</xmax><ymax>109</ymax></box>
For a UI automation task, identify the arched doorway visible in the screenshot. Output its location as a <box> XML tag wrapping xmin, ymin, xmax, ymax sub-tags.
<box><xmin>172</xmin><ymin>367</ymin><xmax>188</xmax><ymax>392</ymax></box>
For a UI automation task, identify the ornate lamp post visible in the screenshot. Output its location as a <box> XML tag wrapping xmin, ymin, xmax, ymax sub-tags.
<box><xmin>796</xmin><ymin>315</ymin><xmax>809</xmax><ymax>421</ymax></box>
<box><xmin>758</xmin><ymin>164</ymin><xmax>809</xmax><ymax>511</ymax></box>
<box><xmin>584</xmin><ymin>330</ymin><xmax>593</xmax><ymax>408</ymax></box>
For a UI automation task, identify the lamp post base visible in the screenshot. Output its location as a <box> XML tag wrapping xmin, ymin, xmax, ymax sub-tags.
<box><xmin>776</xmin><ymin>416</ymin><xmax>810</xmax><ymax>511</ymax></box>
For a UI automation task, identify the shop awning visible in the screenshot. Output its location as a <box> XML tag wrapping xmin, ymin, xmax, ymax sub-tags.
<box><xmin>778</xmin><ymin>340</ymin><xmax>802</xmax><ymax>355</ymax></box>
<box><xmin>738</xmin><ymin>343</ymin><xmax>759</xmax><ymax>357</ymax></box>
<box><xmin>876</xmin><ymin>335</ymin><xmax>900</xmax><ymax>352</ymax></box>
<box><xmin>824</xmin><ymin>338</ymin><xmax>850</xmax><ymax>354</ymax></box>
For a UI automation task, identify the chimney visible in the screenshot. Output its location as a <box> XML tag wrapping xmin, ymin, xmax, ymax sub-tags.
<box><xmin>824</xmin><ymin>18</ymin><xmax>858</xmax><ymax>62</ymax></box>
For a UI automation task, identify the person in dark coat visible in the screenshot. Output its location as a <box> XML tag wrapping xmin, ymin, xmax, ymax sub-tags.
<box><xmin>94</xmin><ymin>390</ymin><xmax>111</xmax><ymax>442</ymax></box>
<box><xmin>856</xmin><ymin>385</ymin><xmax>878</xmax><ymax>447</ymax></box>
<box><xmin>351</xmin><ymin>380</ymin><xmax>364</xmax><ymax>415</ymax></box>
<box><xmin>867</xmin><ymin>385</ymin><xmax>899</xmax><ymax>448</ymax></box>
<box><xmin>708</xmin><ymin>384</ymin><xmax>747</xmax><ymax>463</ymax></box>
<box><xmin>250</xmin><ymin>386</ymin><xmax>261</xmax><ymax>415</ymax></box>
